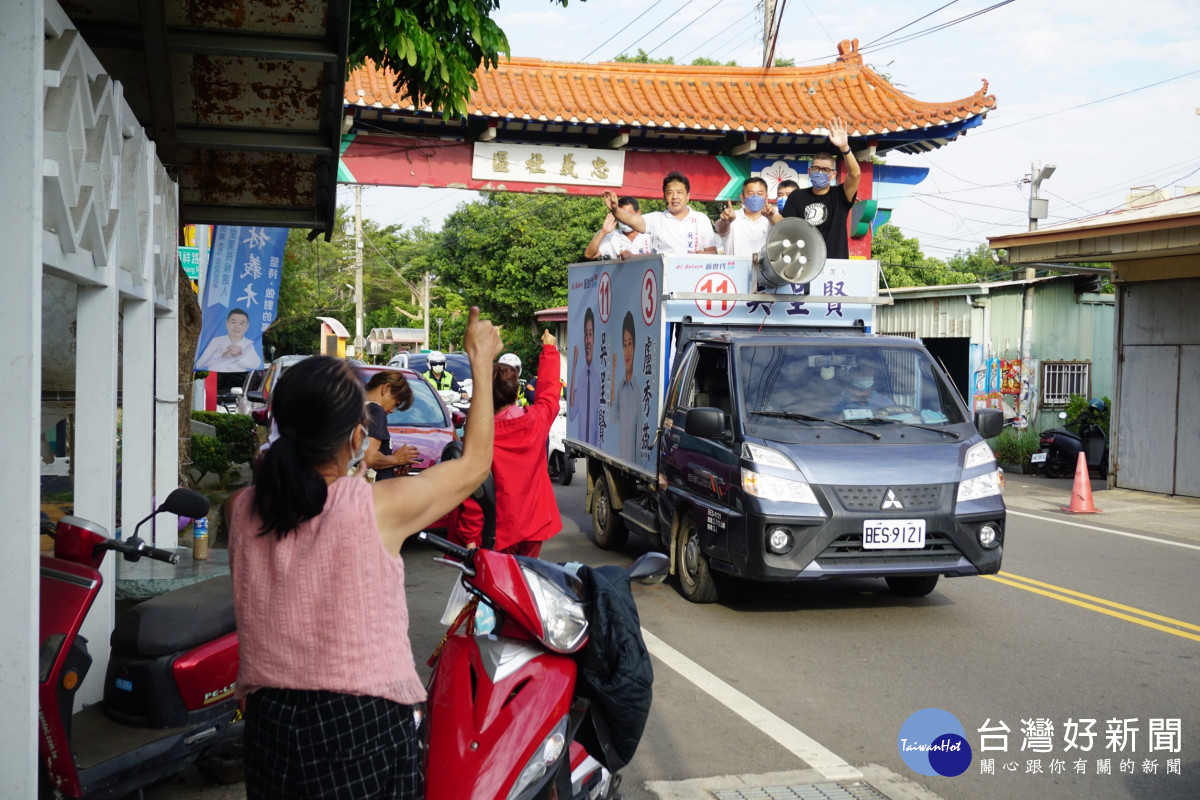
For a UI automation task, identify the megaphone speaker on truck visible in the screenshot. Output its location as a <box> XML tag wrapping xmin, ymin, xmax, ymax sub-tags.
<box><xmin>757</xmin><ymin>217</ymin><xmax>826</xmax><ymax>288</ymax></box>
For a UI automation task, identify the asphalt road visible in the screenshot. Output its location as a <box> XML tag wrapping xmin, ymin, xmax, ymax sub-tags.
<box><xmin>141</xmin><ymin>465</ymin><xmax>1200</xmax><ymax>800</ymax></box>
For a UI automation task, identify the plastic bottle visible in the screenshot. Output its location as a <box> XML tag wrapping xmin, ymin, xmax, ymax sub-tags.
<box><xmin>193</xmin><ymin>516</ymin><xmax>209</xmax><ymax>561</ymax></box>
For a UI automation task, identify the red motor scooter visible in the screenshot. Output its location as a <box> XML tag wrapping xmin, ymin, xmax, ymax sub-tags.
<box><xmin>39</xmin><ymin>488</ymin><xmax>243</xmax><ymax>799</ymax></box>
<box><xmin>417</xmin><ymin>468</ymin><xmax>668</xmax><ymax>800</ymax></box>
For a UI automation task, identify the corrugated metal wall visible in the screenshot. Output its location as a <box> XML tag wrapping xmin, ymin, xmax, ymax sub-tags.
<box><xmin>880</xmin><ymin>280</ymin><xmax>1114</xmax><ymax>431</ymax></box>
<box><xmin>1116</xmin><ymin>278</ymin><xmax>1200</xmax><ymax>497</ymax></box>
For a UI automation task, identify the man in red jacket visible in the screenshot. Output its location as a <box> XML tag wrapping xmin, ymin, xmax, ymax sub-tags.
<box><xmin>448</xmin><ymin>329</ymin><xmax>562</xmax><ymax>556</ymax></box>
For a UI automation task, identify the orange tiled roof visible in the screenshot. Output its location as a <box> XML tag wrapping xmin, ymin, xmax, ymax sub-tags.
<box><xmin>345</xmin><ymin>39</ymin><xmax>995</xmax><ymax>137</ymax></box>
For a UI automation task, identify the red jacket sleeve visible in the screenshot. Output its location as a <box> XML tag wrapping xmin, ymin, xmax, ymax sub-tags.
<box><xmin>529</xmin><ymin>344</ymin><xmax>562</xmax><ymax>439</ymax></box>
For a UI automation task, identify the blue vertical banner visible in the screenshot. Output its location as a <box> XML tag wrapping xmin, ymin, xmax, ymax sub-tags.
<box><xmin>194</xmin><ymin>226</ymin><xmax>287</xmax><ymax>372</ymax></box>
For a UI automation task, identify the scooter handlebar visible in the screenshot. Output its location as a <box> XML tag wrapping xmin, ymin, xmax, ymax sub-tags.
<box><xmin>417</xmin><ymin>531</ymin><xmax>473</xmax><ymax>563</ymax></box>
<box><xmin>142</xmin><ymin>545</ymin><xmax>181</xmax><ymax>564</ymax></box>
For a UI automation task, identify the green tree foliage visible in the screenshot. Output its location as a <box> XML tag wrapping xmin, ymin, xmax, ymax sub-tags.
<box><xmin>348</xmin><ymin>1</ymin><xmax>577</xmax><ymax>119</ymax></box>
<box><xmin>773</xmin><ymin>56</ymin><xmax>796</xmax><ymax>67</ymax></box>
<box><xmin>614</xmin><ymin>50</ymin><xmax>737</xmax><ymax>67</ymax></box>
<box><xmin>430</xmin><ymin>193</ymin><xmax>603</xmax><ymax>353</ymax></box>
<box><xmin>265</xmin><ymin>208</ymin><xmax>427</xmax><ymax>356</ymax></box>
<box><xmin>872</xmin><ymin>224</ymin><xmax>997</xmax><ymax>288</ymax></box>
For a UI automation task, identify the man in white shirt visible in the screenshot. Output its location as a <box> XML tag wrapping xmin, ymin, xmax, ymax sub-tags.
<box><xmin>196</xmin><ymin>307</ymin><xmax>262</xmax><ymax>371</ymax></box>
<box><xmin>584</xmin><ymin>196</ymin><xmax>653</xmax><ymax>260</ymax></box>
<box><xmin>603</xmin><ymin>172</ymin><xmax>717</xmax><ymax>255</ymax></box>
<box><xmin>716</xmin><ymin>176</ymin><xmax>779</xmax><ymax>256</ymax></box>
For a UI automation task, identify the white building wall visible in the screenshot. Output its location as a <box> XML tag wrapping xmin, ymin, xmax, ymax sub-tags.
<box><xmin>0</xmin><ymin>2</ymin><xmax>181</xmax><ymax>791</ymax></box>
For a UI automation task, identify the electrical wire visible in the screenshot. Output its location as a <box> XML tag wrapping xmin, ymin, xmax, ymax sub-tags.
<box><xmin>644</xmin><ymin>0</ymin><xmax>732</xmax><ymax>59</ymax></box>
<box><xmin>588</xmin><ymin>0</ymin><xmax>703</xmax><ymax>63</ymax></box>
<box><xmin>678</xmin><ymin>16</ymin><xmax>760</xmax><ymax>63</ymax></box>
<box><xmin>579</xmin><ymin>0</ymin><xmax>674</xmax><ymax>62</ymax></box>
<box><xmin>862</xmin><ymin>0</ymin><xmax>961</xmax><ymax>48</ymax></box>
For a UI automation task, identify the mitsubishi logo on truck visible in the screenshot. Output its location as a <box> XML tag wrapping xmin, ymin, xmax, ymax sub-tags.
<box><xmin>881</xmin><ymin>489</ymin><xmax>904</xmax><ymax>510</ymax></box>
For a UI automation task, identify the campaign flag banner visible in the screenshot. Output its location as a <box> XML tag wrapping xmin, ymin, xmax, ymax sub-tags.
<box><xmin>194</xmin><ymin>226</ymin><xmax>287</xmax><ymax>372</ymax></box>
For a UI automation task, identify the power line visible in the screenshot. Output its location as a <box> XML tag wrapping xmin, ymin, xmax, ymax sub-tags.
<box><xmin>797</xmin><ymin>0</ymin><xmax>836</xmax><ymax>49</ymax></box>
<box><xmin>862</xmin><ymin>0</ymin><xmax>960</xmax><ymax>47</ymax></box>
<box><xmin>971</xmin><ymin>67</ymin><xmax>1200</xmax><ymax>137</ymax></box>
<box><xmin>579</xmin><ymin>0</ymin><xmax>674</xmax><ymax>62</ymax></box>
<box><xmin>857</xmin><ymin>0</ymin><xmax>1015</xmax><ymax>56</ymax></box>
<box><xmin>679</xmin><ymin>16</ymin><xmax>760</xmax><ymax>63</ymax></box>
<box><xmin>597</xmin><ymin>0</ymin><xmax>704</xmax><ymax>62</ymax></box>
<box><xmin>644</xmin><ymin>0</ymin><xmax>732</xmax><ymax>58</ymax></box>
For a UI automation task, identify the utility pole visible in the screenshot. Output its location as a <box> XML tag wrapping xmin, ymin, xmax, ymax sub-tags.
<box><xmin>422</xmin><ymin>271</ymin><xmax>432</xmax><ymax>350</ymax></box>
<box><xmin>353</xmin><ymin>184</ymin><xmax>365</xmax><ymax>356</ymax></box>
<box><xmin>762</xmin><ymin>0</ymin><xmax>778</xmax><ymax>67</ymax></box>
<box><xmin>1019</xmin><ymin>160</ymin><xmax>1055</xmax><ymax>427</ymax></box>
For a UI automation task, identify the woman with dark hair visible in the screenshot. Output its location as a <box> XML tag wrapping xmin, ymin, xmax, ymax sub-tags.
<box><xmin>449</xmin><ymin>329</ymin><xmax>561</xmax><ymax>557</ymax></box>
<box><xmin>364</xmin><ymin>370</ymin><xmax>418</xmax><ymax>481</ymax></box>
<box><xmin>227</xmin><ymin>308</ymin><xmax>501</xmax><ymax>800</ymax></box>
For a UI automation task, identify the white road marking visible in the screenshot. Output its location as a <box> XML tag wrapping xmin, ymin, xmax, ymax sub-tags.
<box><xmin>1007</xmin><ymin>509</ymin><xmax>1200</xmax><ymax>551</ymax></box>
<box><xmin>640</xmin><ymin>628</ymin><xmax>862</xmax><ymax>781</ymax></box>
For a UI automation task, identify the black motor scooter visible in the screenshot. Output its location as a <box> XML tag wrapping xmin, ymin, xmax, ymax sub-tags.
<box><xmin>1033</xmin><ymin>401</ymin><xmax>1109</xmax><ymax>479</ymax></box>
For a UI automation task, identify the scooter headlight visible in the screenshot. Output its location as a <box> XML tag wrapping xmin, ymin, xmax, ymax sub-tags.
<box><xmin>507</xmin><ymin>715</ymin><xmax>568</xmax><ymax>800</ymax></box>
<box><xmin>521</xmin><ymin>565</ymin><xmax>588</xmax><ymax>653</ymax></box>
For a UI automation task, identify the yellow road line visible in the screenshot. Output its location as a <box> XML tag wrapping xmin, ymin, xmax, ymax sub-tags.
<box><xmin>984</xmin><ymin>573</ymin><xmax>1200</xmax><ymax>643</ymax></box>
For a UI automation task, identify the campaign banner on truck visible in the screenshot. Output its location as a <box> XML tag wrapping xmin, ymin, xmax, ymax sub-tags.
<box><xmin>566</xmin><ymin>259</ymin><xmax>664</xmax><ymax>476</ymax></box>
<box><xmin>660</xmin><ymin>256</ymin><xmax>878</xmax><ymax>329</ymax></box>
<box><xmin>194</xmin><ymin>226</ymin><xmax>287</xmax><ymax>373</ymax></box>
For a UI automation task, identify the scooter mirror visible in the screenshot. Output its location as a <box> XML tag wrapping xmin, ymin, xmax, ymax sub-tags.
<box><xmin>1058</xmin><ymin>411</ymin><xmax>1068</xmax><ymax>420</ymax></box>
<box><xmin>627</xmin><ymin>551</ymin><xmax>670</xmax><ymax>585</ymax></box>
<box><xmin>159</xmin><ymin>488</ymin><xmax>211</xmax><ymax>520</ymax></box>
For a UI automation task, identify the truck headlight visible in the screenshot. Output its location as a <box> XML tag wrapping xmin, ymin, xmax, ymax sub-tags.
<box><xmin>742</xmin><ymin>469</ymin><xmax>818</xmax><ymax>504</ymax></box>
<box><xmin>963</xmin><ymin>440</ymin><xmax>996</xmax><ymax>470</ymax></box>
<box><xmin>741</xmin><ymin>442</ymin><xmax>797</xmax><ymax>469</ymax></box>
<box><xmin>957</xmin><ymin>469</ymin><xmax>1002</xmax><ymax>502</ymax></box>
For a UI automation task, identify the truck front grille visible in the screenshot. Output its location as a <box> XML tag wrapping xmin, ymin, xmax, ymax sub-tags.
<box><xmin>815</xmin><ymin>531</ymin><xmax>963</xmax><ymax>567</ymax></box>
<box><xmin>830</xmin><ymin>484</ymin><xmax>946</xmax><ymax>512</ymax></box>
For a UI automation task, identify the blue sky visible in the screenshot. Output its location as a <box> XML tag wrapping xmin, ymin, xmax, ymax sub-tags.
<box><xmin>348</xmin><ymin>0</ymin><xmax>1200</xmax><ymax>261</ymax></box>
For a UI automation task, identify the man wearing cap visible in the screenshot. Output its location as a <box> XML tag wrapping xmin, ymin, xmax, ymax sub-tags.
<box><xmin>422</xmin><ymin>350</ymin><xmax>462</xmax><ymax>395</ymax></box>
<box><xmin>499</xmin><ymin>352</ymin><xmax>530</xmax><ymax>407</ymax></box>
<box><xmin>780</xmin><ymin>117</ymin><xmax>861</xmax><ymax>259</ymax></box>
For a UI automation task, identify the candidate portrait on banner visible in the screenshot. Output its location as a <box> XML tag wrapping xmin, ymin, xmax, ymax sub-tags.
<box><xmin>195</xmin><ymin>226</ymin><xmax>287</xmax><ymax>373</ymax></box>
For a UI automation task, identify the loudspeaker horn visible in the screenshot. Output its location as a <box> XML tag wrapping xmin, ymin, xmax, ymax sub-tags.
<box><xmin>757</xmin><ymin>217</ymin><xmax>826</xmax><ymax>287</ymax></box>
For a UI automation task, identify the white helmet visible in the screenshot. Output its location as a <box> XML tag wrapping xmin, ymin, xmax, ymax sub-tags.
<box><xmin>499</xmin><ymin>352</ymin><xmax>521</xmax><ymax>376</ymax></box>
<box><xmin>427</xmin><ymin>350</ymin><xmax>446</xmax><ymax>366</ymax></box>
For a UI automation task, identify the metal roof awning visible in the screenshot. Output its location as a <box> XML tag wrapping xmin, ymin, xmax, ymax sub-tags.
<box><xmin>60</xmin><ymin>0</ymin><xmax>350</xmax><ymax>239</ymax></box>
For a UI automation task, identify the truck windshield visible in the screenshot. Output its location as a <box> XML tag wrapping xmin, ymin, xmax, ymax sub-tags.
<box><xmin>738</xmin><ymin>344</ymin><xmax>967</xmax><ymax>427</ymax></box>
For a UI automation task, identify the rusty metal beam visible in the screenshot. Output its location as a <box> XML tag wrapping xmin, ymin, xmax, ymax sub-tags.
<box><xmin>137</xmin><ymin>0</ymin><xmax>177</xmax><ymax>165</ymax></box>
<box><xmin>175</xmin><ymin>126</ymin><xmax>333</xmax><ymax>155</ymax></box>
<box><xmin>168</xmin><ymin>29</ymin><xmax>339</xmax><ymax>62</ymax></box>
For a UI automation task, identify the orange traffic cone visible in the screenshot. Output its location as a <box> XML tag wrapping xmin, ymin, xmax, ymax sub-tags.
<box><xmin>1061</xmin><ymin>452</ymin><xmax>1101</xmax><ymax>513</ymax></box>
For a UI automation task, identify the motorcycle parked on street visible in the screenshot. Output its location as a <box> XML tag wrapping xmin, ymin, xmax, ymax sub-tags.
<box><xmin>1032</xmin><ymin>399</ymin><xmax>1110</xmax><ymax>479</ymax></box>
<box><xmin>418</xmin><ymin>466</ymin><xmax>667</xmax><ymax>799</ymax></box>
<box><xmin>39</xmin><ymin>489</ymin><xmax>243</xmax><ymax>799</ymax></box>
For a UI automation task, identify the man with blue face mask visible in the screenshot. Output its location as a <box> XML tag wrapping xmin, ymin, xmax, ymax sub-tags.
<box><xmin>584</xmin><ymin>196</ymin><xmax>653</xmax><ymax>260</ymax></box>
<box><xmin>716</xmin><ymin>176</ymin><xmax>778</xmax><ymax>255</ymax></box>
<box><xmin>781</xmin><ymin>116</ymin><xmax>861</xmax><ymax>259</ymax></box>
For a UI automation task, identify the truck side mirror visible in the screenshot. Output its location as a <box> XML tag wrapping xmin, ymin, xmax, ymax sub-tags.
<box><xmin>685</xmin><ymin>407</ymin><xmax>728</xmax><ymax>440</ymax></box>
<box><xmin>974</xmin><ymin>408</ymin><xmax>1003</xmax><ymax>439</ymax></box>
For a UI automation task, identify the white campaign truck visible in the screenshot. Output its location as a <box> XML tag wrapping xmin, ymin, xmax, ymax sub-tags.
<box><xmin>564</xmin><ymin>236</ymin><xmax>1005</xmax><ymax>603</ymax></box>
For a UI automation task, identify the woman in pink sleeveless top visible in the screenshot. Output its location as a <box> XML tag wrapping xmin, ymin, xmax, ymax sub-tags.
<box><xmin>229</xmin><ymin>308</ymin><xmax>500</xmax><ymax>800</ymax></box>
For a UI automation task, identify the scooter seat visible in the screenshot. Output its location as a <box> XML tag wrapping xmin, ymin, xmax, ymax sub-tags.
<box><xmin>110</xmin><ymin>575</ymin><xmax>236</xmax><ymax>657</ymax></box>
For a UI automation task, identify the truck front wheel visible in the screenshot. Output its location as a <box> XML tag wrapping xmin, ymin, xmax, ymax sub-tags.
<box><xmin>591</xmin><ymin>475</ymin><xmax>628</xmax><ymax>550</ymax></box>
<box><xmin>676</xmin><ymin>513</ymin><xmax>720</xmax><ymax>603</ymax></box>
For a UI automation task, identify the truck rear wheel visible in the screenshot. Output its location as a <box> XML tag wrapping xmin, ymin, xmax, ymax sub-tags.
<box><xmin>885</xmin><ymin>575</ymin><xmax>939</xmax><ymax>597</ymax></box>
<box><xmin>676</xmin><ymin>513</ymin><xmax>720</xmax><ymax>603</ymax></box>
<box><xmin>591</xmin><ymin>475</ymin><xmax>628</xmax><ymax>550</ymax></box>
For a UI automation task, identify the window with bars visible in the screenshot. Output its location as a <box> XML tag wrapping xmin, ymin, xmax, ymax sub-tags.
<box><xmin>1041</xmin><ymin>361</ymin><xmax>1090</xmax><ymax>405</ymax></box>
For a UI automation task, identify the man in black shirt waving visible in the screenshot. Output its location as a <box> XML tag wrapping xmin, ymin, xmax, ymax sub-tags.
<box><xmin>781</xmin><ymin>116</ymin><xmax>861</xmax><ymax>260</ymax></box>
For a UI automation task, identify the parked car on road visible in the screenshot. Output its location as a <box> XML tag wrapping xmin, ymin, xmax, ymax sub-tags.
<box><xmin>357</xmin><ymin>366</ymin><xmax>464</xmax><ymax>474</ymax></box>
<box><xmin>232</xmin><ymin>367</ymin><xmax>267</xmax><ymax>415</ymax></box>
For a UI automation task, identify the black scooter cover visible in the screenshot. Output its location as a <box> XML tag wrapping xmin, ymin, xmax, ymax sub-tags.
<box><xmin>572</xmin><ymin>564</ymin><xmax>654</xmax><ymax>772</ymax></box>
